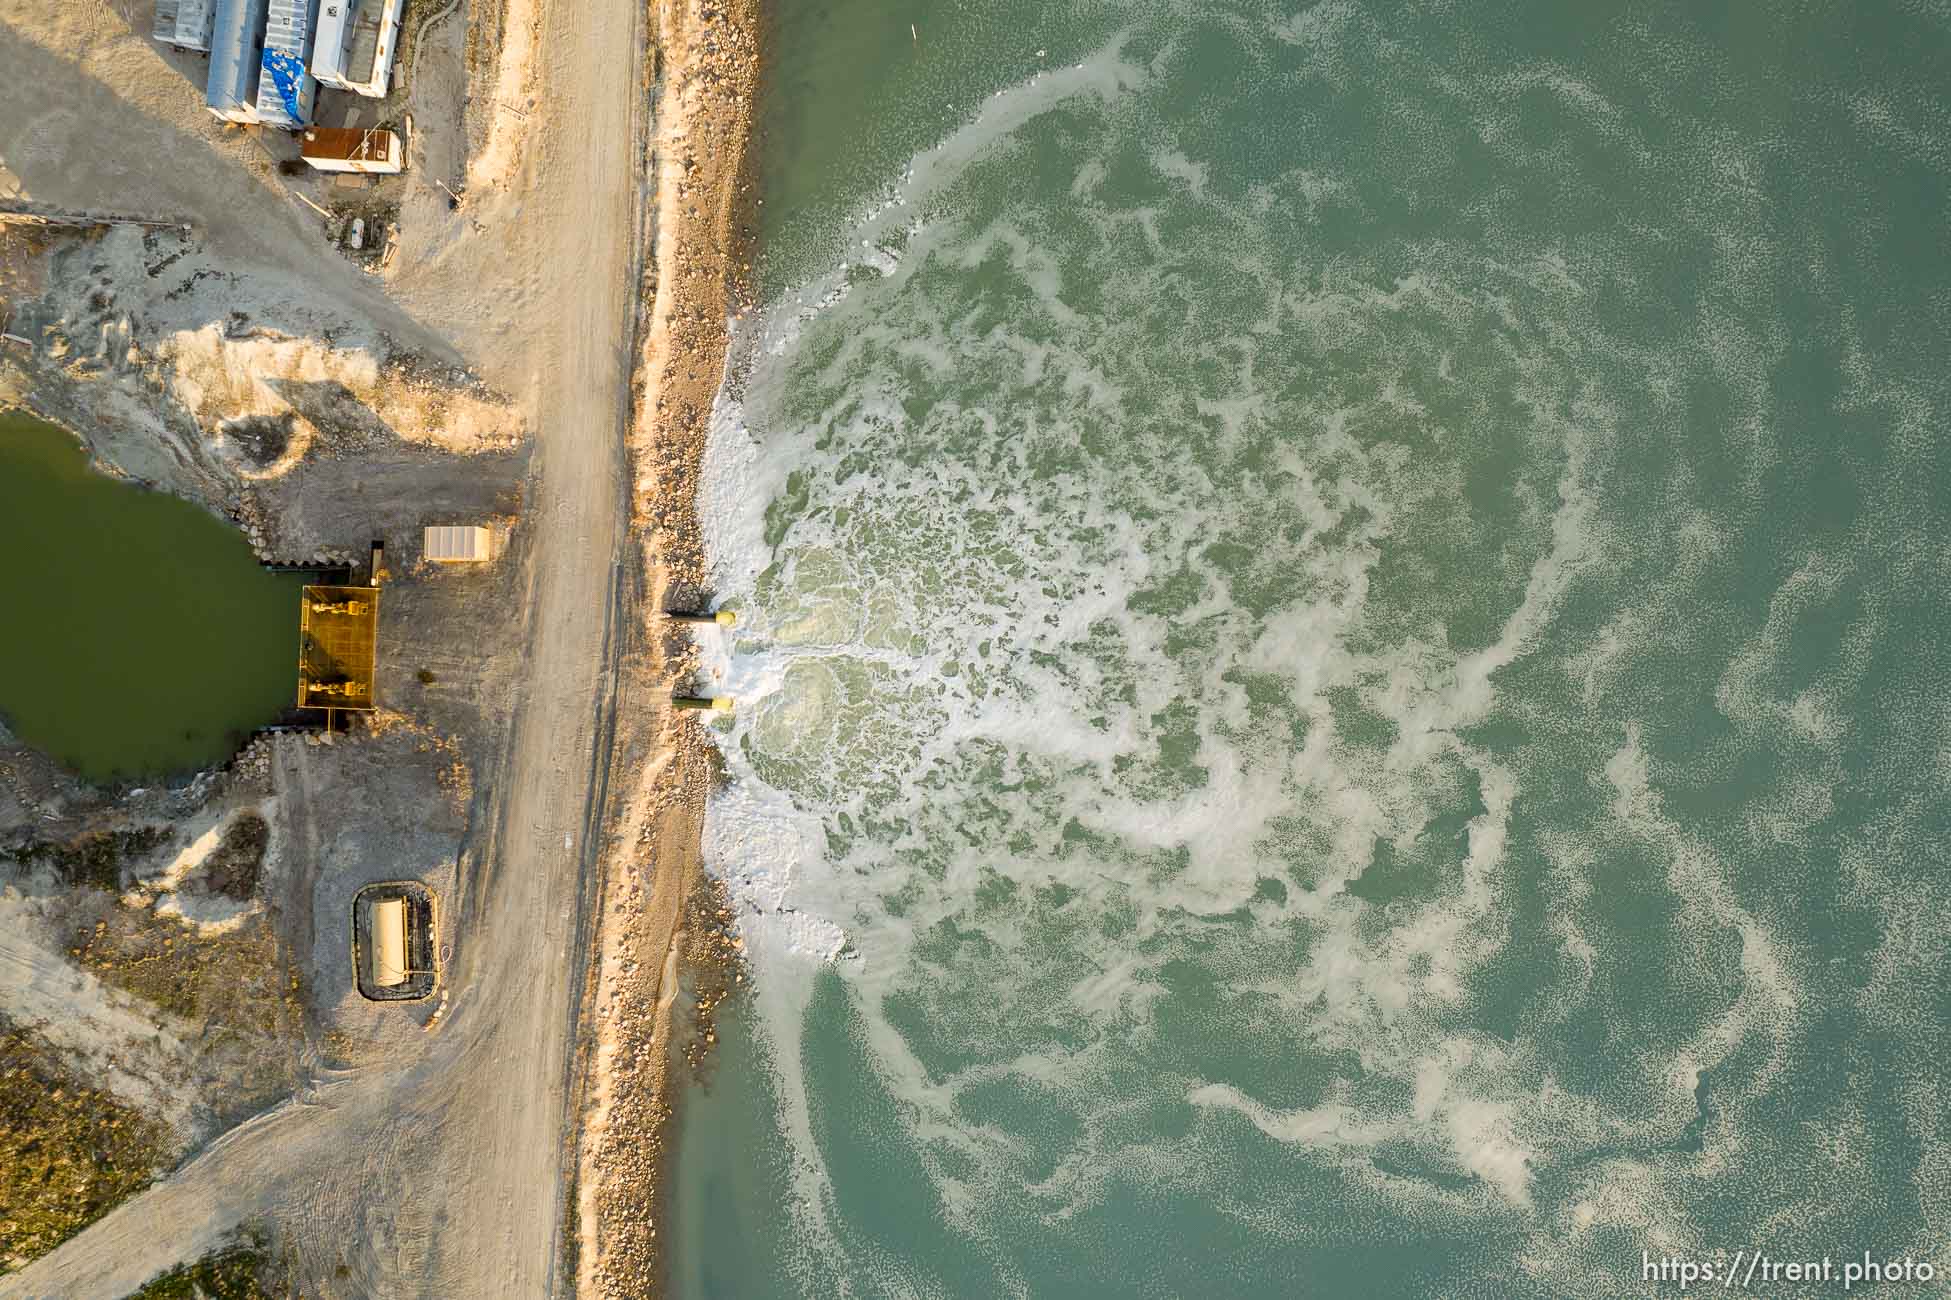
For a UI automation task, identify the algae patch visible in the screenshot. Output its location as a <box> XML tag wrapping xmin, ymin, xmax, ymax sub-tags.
<box><xmin>0</xmin><ymin>1014</ymin><xmax>169</xmax><ymax>1274</ymax></box>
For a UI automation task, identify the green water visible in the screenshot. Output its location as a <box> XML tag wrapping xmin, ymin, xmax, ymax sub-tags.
<box><xmin>0</xmin><ymin>411</ymin><xmax>306</xmax><ymax>783</ymax></box>
<box><xmin>678</xmin><ymin>2</ymin><xmax>1950</xmax><ymax>1295</ymax></box>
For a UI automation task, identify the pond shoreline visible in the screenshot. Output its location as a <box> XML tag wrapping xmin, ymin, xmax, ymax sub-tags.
<box><xmin>0</xmin><ymin>409</ymin><xmax>313</xmax><ymax>785</ymax></box>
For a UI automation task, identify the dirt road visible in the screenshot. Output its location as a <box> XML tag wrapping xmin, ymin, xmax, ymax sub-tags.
<box><xmin>572</xmin><ymin>0</ymin><xmax>760</xmax><ymax>1292</ymax></box>
<box><xmin>0</xmin><ymin>0</ymin><xmax>651</xmax><ymax>1292</ymax></box>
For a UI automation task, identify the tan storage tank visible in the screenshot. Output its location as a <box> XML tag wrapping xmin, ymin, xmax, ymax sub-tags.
<box><xmin>371</xmin><ymin>896</ymin><xmax>409</xmax><ymax>988</ymax></box>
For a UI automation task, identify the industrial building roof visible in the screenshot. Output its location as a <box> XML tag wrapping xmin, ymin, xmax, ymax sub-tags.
<box><xmin>254</xmin><ymin>0</ymin><xmax>322</xmax><ymax>126</ymax></box>
<box><xmin>205</xmin><ymin>0</ymin><xmax>271</xmax><ymax>119</ymax></box>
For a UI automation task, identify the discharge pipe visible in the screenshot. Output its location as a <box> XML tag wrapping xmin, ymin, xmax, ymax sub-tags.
<box><xmin>665</xmin><ymin>609</ymin><xmax>738</xmax><ymax>627</ymax></box>
<box><xmin>674</xmin><ymin>695</ymin><xmax>735</xmax><ymax>714</ymax></box>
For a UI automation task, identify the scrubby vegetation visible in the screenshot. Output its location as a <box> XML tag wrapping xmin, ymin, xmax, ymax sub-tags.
<box><xmin>73</xmin><ymin>910</ymin><xmax>304</xmax><ymax>1044</ymax></box>
<box><xmin>64</xmin><ymin>906</ymin><xmax>308</xmax><ymax>1128</ymax></box>
<box><xmin>2</xmin><ymin>825</ymin><xmax>170</xmax><ymax>891</ymax></box>
<box><xmin>199</xmin><ymin>813</ymin><xmax>269</xmax><ymax>900</ymax></box>
<box><xmin>0</xmin><ymin>1016</ymin><xmax>168</xmax><ymax>1274</ymax></box>
<box><xmin>127</xmin><ymin>1232</ymin><xmax>294</xmax><ymax>1299</ymax></box>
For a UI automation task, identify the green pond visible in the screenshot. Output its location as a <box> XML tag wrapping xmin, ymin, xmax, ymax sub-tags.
<box><xmin>0</xmin><ymin>410</ymin><xmax>307</xmax><ymax>783</ymax></box>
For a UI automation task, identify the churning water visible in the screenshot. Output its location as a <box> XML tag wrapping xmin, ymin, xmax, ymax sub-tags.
<box><xmin>674</xmin><ymin>2</ymin><xmax>1950</xmax><ymax>1295</ymax></box>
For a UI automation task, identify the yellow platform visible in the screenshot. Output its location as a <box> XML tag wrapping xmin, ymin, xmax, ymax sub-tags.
<box><xmin>297</xmin><ymin>584</ymin><xmax>378</xmax><ymax>712</ymax></box>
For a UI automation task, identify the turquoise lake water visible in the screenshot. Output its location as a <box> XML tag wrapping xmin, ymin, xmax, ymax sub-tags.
<box><xmin>675</xmin><ymin>2</ymin><xmax>1951</xmax><ymax>1295</ymax></box>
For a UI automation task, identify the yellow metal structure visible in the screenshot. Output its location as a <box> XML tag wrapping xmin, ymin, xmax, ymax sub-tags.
<box><xmin>297</xmin><ymin>584</ymin><xmax>378</xmax><ymax>713</ymax></box>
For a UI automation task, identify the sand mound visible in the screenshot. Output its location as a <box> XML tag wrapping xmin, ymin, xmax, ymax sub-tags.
<box><xmin>161</xmin><ymin>324</ymin><xmax>522</xmax><ymax>468</ymax></box>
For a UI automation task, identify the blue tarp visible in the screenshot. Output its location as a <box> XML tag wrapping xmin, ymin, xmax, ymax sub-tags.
<box><xmin>263</xmin><ymin>48</ymin><xmax>307</xmax><ymax>123</ymax></box>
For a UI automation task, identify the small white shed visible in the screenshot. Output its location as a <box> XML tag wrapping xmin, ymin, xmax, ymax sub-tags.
<box><xmin>423</xmin><ymin>525</ymin><xmax>493</xmax><ymax>563</ymax></box>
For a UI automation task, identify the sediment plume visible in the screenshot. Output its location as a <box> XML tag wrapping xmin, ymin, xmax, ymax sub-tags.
<box><xmin>571</xmin><ymin>0</ymin><xmax>761</xmax><ymax>1294</ymax></box>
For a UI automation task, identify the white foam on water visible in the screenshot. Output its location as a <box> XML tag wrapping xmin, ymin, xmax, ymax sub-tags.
<box><xmin>702</xmin><ymin>773</ymin><xmax>846</xmax><ymax>963</ymax></box>
<box><xmin>700</xmin><ymin>216</ymin><xmax>1639</xmax><ymax>1240</ymax></box>
<box><xmin>684</xmin><ymin>4</ymin><xmax>1940</xmax><ymax>1286</ymax></box>
<box><xmin>743</xmin><ymin>30</ymin><xmax>1146</xmax><ymax>375</ymax></box>
<box><xmin>1715</xmin><ymin>552</ymin><xmax>1852</xmax><ymax>744</ymax></box>
<box><xmin>695</xmin><ymin>40</ymin><xmax>1172</xmax><ymax>1275</ymax></box>
<box><xmin>698</xmin><ymin>378</ymin><xmax>788</xmax><ymax>600</ymax></box>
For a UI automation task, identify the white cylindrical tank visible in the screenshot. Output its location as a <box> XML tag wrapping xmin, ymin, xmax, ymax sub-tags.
<box><xmin>372</xmin><ymin>897</ymin><xmax>408</xmax><ymax>987</ymax></box>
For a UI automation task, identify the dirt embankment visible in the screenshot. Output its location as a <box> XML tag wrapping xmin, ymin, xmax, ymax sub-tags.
<box><xmin>572</xmin><ymin>0</ymin><xmax>762</xmax><ymax>1294</ymax></box>
<box><xmin>0</xmin><ymin>219</ymin><xmax>525</xmax><ymax>567</ymax></box>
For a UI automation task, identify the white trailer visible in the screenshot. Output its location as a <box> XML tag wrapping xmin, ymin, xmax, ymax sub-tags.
<box><xmin>312</xmin><ymin>0</ymin><xmax>406</xmax><ymax>98</ymax></box>
<box><xmin>153</xmin><ymin>0</ymin><xmax>217</xmax><ymax>53</ymax></box>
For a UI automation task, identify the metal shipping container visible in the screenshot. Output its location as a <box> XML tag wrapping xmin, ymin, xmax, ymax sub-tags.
<box><xmin>182</xmin><ymin>0</ymin><xmax>217</xmax><ymax>50</ymax></box>
<box><xmin>205</xmin><ymin>0</ymin><xmax>271</xmax><ymax>123</ymax></box>
<box><xmin>254</xmin><ymin>0</ymin><xmax>323</xmax><ymax>128</ymax></box>
<box><xmin>152</xmin><ymin>0</ymin><xmax>179</xmax><ymax>43</ymax></box>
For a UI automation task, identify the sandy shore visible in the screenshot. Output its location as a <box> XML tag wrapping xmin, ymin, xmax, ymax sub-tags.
<box><xmin>571</xmin><ymin>0</ymin><xmax>762</xmax><ymax>1295</ymax></box>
